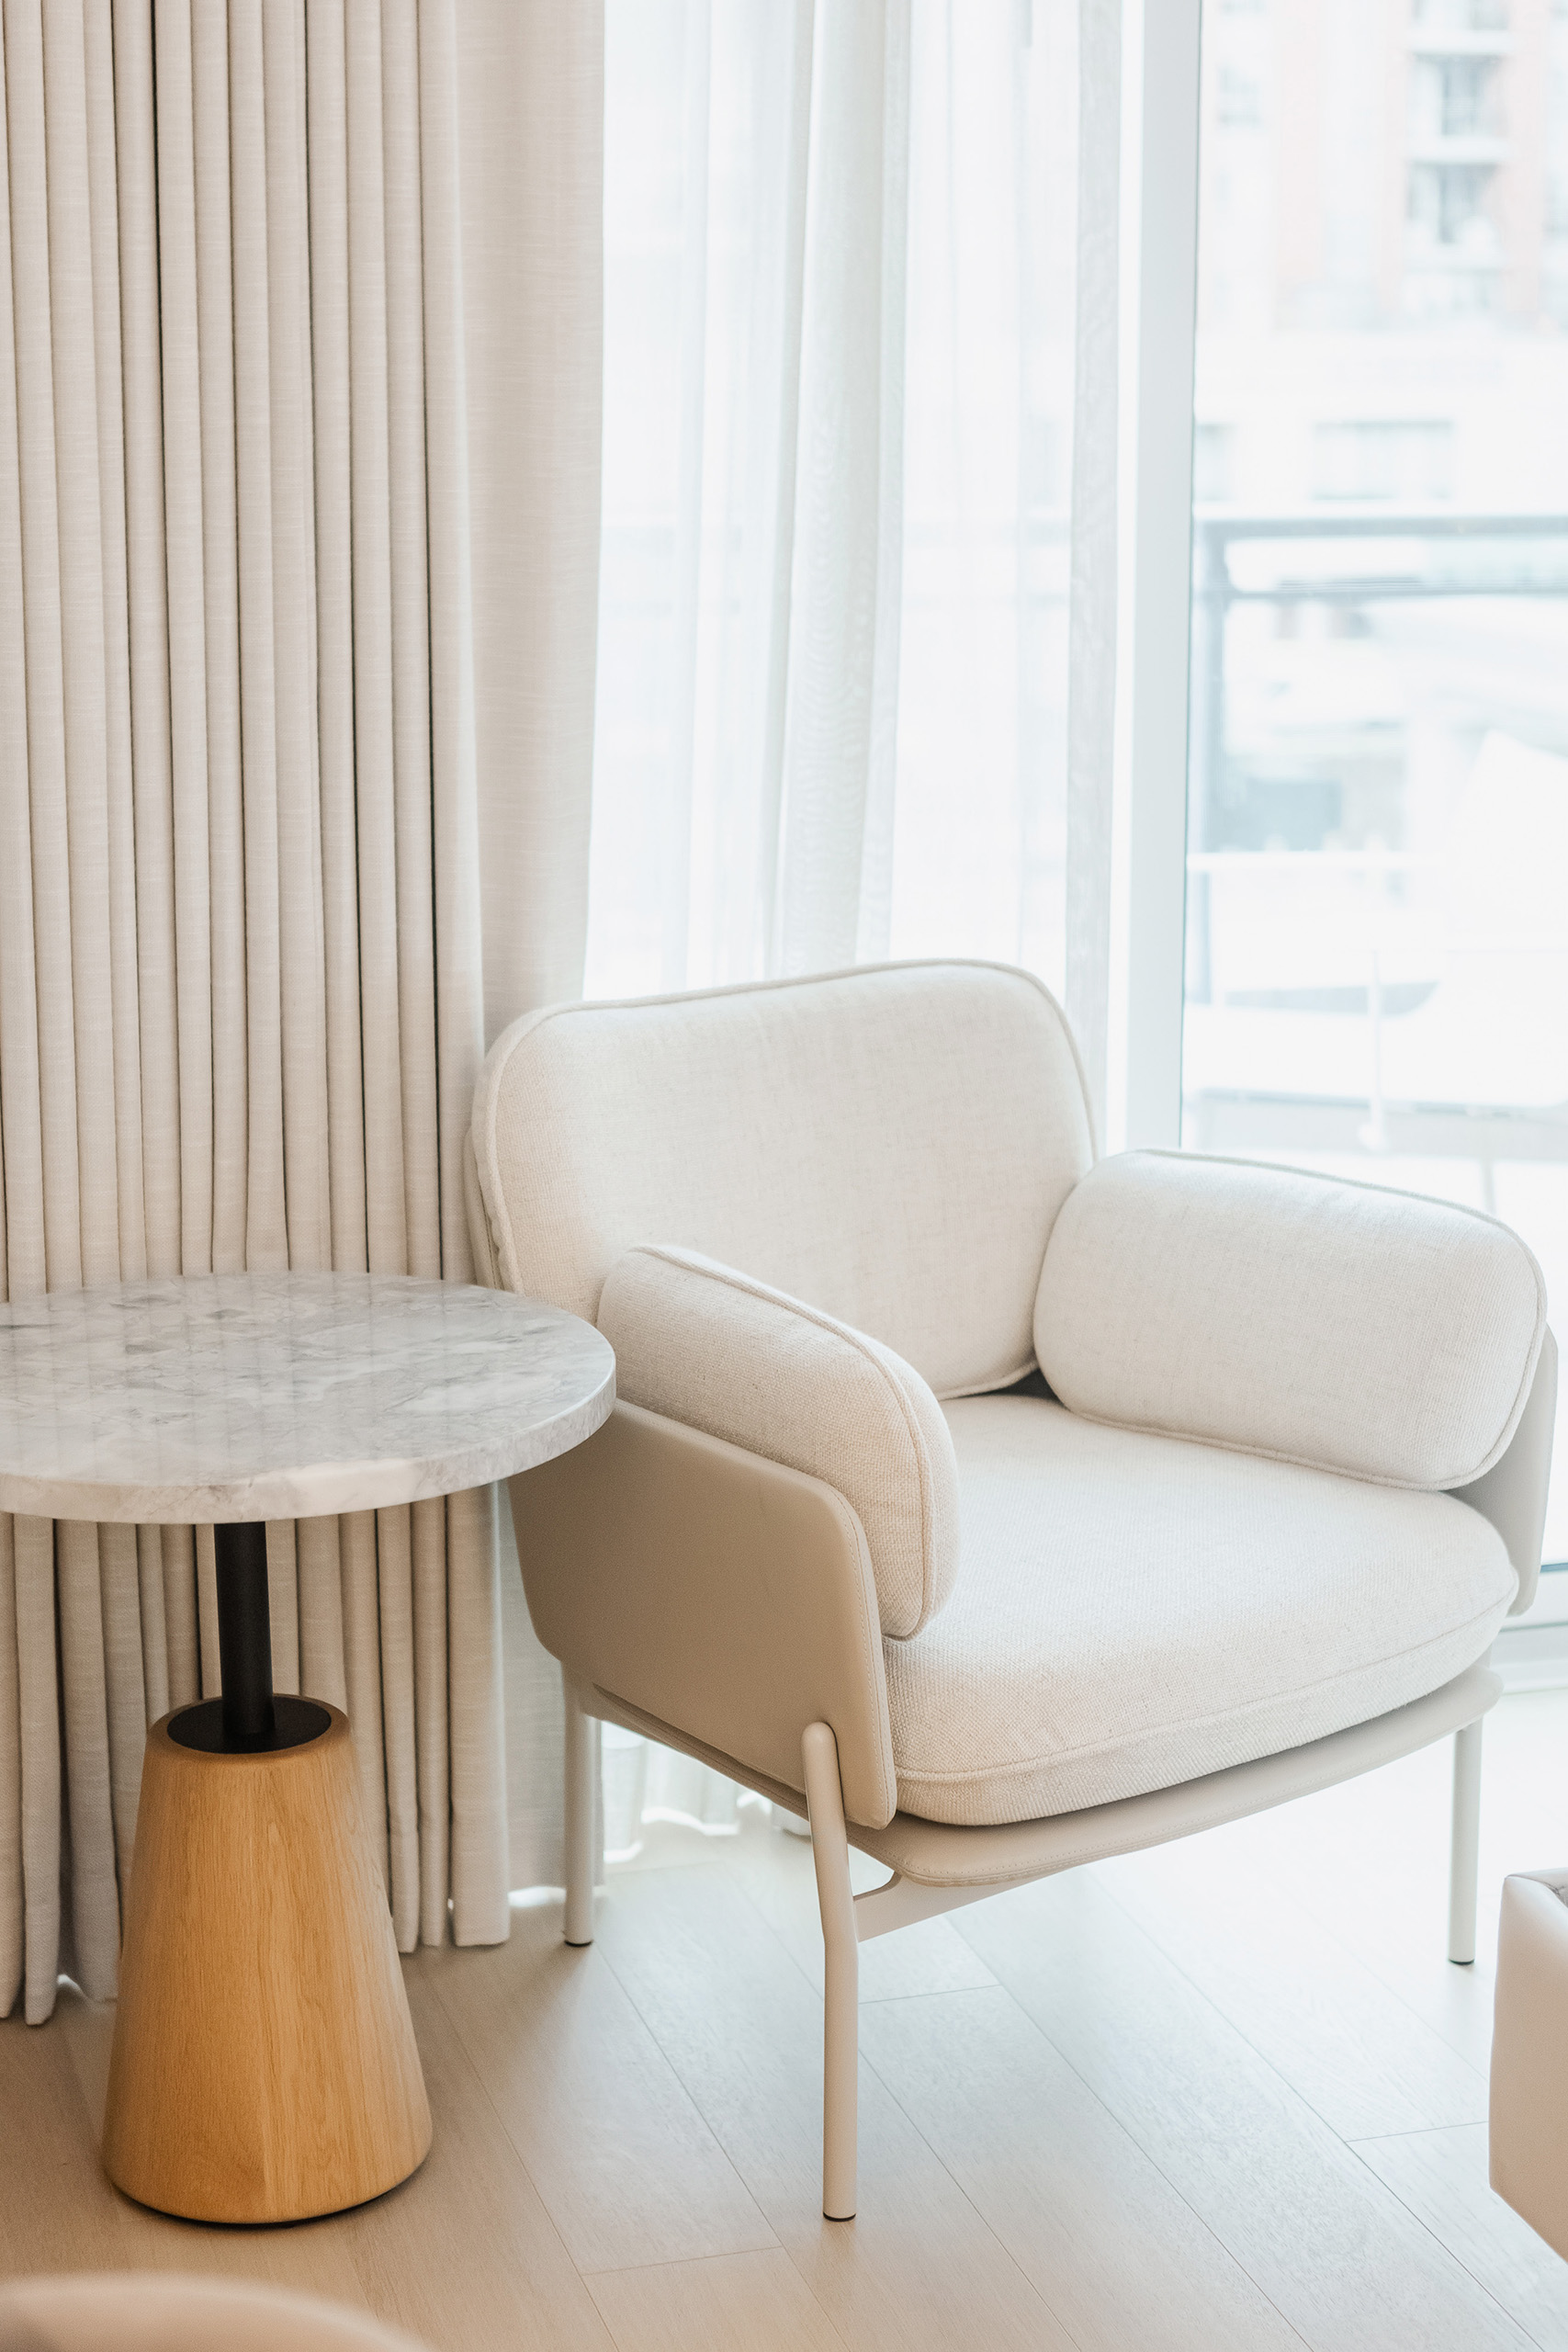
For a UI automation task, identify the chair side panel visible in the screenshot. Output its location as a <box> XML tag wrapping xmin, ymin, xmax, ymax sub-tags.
<box><xmin>507</xmin><ymin>1400</ymin><xmax>898</xmax><ymax>1828</ymax></box>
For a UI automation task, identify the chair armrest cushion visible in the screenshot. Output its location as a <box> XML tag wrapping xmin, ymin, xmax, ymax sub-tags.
<box><xmin>1035</xmin><ymin>1150</ymin><xmax>1547</xmax><ymax>1489</ymax></box>
<box><xmin>598</xmin><ymin>1244</ymin><xmax>960</xmax><ymax>1636</ymax></box>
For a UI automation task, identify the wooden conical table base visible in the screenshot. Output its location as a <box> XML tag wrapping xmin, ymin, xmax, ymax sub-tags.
<box><xmin>0</xmin><ymin>1277</ymin><xmax>613</xmax><ymax>2222</ymax></box>
<box><xmin>103</xmin><ymin>1706</ymin><xmax>432</xmax><ymax>2223</ymax></box>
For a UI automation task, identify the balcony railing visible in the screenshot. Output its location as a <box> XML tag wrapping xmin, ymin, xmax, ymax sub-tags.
<box><xmin>1186</xmin><ymin>510</ymin><xmax>1568</xmax><ymax>1113</ymax></box>
<box><xmin>1190</xmin><ymin>506</ymin><xmax>1568</xmax><ymax>839</ymax></box>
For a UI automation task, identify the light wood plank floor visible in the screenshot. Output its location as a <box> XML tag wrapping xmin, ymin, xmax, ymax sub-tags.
<box><xmin>6</xmin><ymin>1686</ymin><xmax>1568</xmax><ymax>2351</ymax></box>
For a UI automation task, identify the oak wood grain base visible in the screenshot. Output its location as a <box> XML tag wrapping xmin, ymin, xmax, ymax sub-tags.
<box><xmin>102</xmin><ymin>1706</ymin><xmax>432</xmax><ymax>2224</ymax></box>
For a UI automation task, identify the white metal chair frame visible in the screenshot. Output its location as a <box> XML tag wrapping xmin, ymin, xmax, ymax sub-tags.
<box><xmin>472</xmin><ymin>958</ymin><xmax>1556</xmax><ymax>2223</ymax></box>
<box><xmin>560</xmin><ymin>1623</ymin><xmax>1517</xmax><ymax>2220</ymax></box>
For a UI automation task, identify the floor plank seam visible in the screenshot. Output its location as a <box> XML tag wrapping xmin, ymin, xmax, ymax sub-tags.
<box><xmin>412</xmin><ymin>1958</ymin><xmax>635</xmax><ymax>2296</ymax></box>
<box><xmin>1176</xmin><ymin>1835</ymin><xmax>1499</xmax><ymax>2073</ymax></box>
<box><xmin>1346</xmin><ymin>2122</ymin><xmax>1490</xmax><ymax>2146</ymax></box>
<box><xmin>1340</xmin><ymin>2133</ymin><xmax>1551</xmax><ymax>2352</ymax></box>
<box><xmin>907</xmin><ymin>1956</ymin><xmax>1325</xmax><ymax>2352</ymax></box>
<box><xmin>588</xmin><ymin>1871</ymin><xmax>1072</xmax><ymax>2347</ymax></box>
<box><xmin>420</xmin><ymin>1929</ymin><xmax>784</xmax><ymax>2276</ymax></box>
<box><xmin>1089</xmin><ymin>1866</ymin><xmax>1491</xmax><ymax>2144</ymax></box>
<box><xmin>584</xmin><ymin>2249</ymin><xmax>861</xmax><ymax>2352</ymax></box>
<box><xmin>578</xmin><ymin>2244</ymin><xmax>826</xmax><ymax>2282</ymax></box>
<box><xmin>949</xmin><ymin>1893</ymin><xmax>1539</xmax><ymax>2352</ymax></box>
<box><xmin>849</xmin><ymin>2000</ymin><xmax>1103</xmax><ymax>2352</ymax></box>
<box><xmin>709</xmin><ymin>1851</ymin><xmax>842</xmax><ymax>2004</ymax></box>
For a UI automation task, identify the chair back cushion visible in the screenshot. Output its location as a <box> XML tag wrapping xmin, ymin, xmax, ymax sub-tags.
<box><xmin>471</xmin><ymin>961</ymin><xmax>1093</xmax><ymax>1397</ymax></box>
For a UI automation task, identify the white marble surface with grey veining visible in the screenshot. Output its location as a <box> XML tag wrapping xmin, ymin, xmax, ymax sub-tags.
<box><xmin>0</xmin><ymin>1273</ymin><xmax>615</xmax><ymax>1524</ymax></box>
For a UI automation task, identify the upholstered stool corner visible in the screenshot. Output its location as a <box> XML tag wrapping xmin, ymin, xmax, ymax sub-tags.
<box><xmin>1491</xmin><ymin>1869</ymin><xmax>1568</xmax><ymax>2258</ymax></box>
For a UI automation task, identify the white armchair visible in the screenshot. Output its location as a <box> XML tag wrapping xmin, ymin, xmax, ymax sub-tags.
<box><xmin>466</xmin><ymin>960</ymin><xmax>1555</xmax><ymax>2222</ymax></box>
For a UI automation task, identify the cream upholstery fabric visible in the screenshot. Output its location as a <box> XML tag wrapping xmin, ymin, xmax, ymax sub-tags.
<box><xmin>599</xmin><ymin>1247</ymin><xmax>959</xmax><ymax>1637</ymax></box>
<box><xmin>471</xmin><ymin>961</ymin><xmax>1094</xmax><ymax>1399</ymax></box>
<box><xmin>1037</xmin><ymin>1151</ymin><xmax>1545</xmax><ymax>1490</ymax></box>
<box><xmin>885</xmin><ymin>1395</ymin><xmax>1517</xmax><ymax>1826</ymax></box>
<box><xmin>0</xmin><ymin>2274</ymin><xmax>429</xmax><ymax>2352</ymax></box>
<box><xmin>0</xmin><ymin>6</ymin><xmax>603</xmax><ymax>2022</ymax></box>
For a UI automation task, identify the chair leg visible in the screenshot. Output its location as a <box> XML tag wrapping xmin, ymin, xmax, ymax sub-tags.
<box><xmin>1449</xmin><ymin>1716</ymin><xmax>1483</xmax><ymax>1966</ymax></box>
<box><xmin>563</xmin><ymin>1676</ymin><xmax>599</xmax><ymax>1948</ymax></box>
<box><xmin>802</xmin><ymin>1722</ymin><xmax>858</xmax><ymax>2222</ymax></box>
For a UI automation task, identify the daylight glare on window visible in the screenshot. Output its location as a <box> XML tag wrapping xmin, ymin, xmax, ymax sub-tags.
<box><xmin>1182</xmin><ymin>0</ymin><xmax>1568</xmax><ymax>1555</ymax></box>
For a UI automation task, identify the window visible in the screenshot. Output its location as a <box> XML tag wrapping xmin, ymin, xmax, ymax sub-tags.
<box><xmin>1194</xmin><ymin>423</ymin><xmax>1237</xmax><ymax>505</ymax></box>
<box><xmin>1184</xmin><ymin>0</ymin><xmax>1568</xmax><ymax>1559</ymax></box>
<box><xmin>1216</xmin><ymin>66</ymin><xmax>1264</xmax><ymax>127</ymax></box>
<box><xmin>1311</xmin><ymin>422</ymin><xmax>1455</xmax><ymax>504</ymax></box>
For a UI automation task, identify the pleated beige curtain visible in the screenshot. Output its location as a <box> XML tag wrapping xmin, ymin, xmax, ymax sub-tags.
<box><xmin>0</xmin><ymin>0</ymin><xmax>603</xmax><ymax>2026</ymax></box>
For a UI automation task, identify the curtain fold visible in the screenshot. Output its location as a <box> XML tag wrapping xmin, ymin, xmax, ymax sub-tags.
<box><xmin>588</xmin><ymin>0</ymin><xmax>1108</xmax><ymax>1004</ymax></box>
<box><xmin>0</xmin><ymin>0</ymin><xmax>603</xmax><ymax>2025</ymax></box>
<box><xmin>587</xmin><ymin>0</ymin><xmax>1117</xmax><ymax>1837</ymax></box>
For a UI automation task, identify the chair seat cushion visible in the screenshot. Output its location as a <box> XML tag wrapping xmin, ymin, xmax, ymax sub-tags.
<box><xmin>885</xmin><ymin>1395</ymin><xmax>1517</xmax><ymax>1826</ymax></box>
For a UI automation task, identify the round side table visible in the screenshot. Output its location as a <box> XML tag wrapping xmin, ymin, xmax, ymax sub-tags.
<box><xmin>0</xmin><ymin>1272</ymin><xmax>614</xmax><ymax>2226</ymax></box>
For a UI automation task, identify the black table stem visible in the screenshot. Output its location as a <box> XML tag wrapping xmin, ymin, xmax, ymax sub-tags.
<box><xmin>214</xmin><ymin>1520</ymin><xmax>276</xmax><ymax>1748</ymax></box>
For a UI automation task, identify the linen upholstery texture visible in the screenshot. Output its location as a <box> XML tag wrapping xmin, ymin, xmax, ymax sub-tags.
<box><xmin>1036</xmin><ymin>1150</ymin><xmax>1547</xmax><ymax>1490</ymax></box>
<box><xmin>598</xmin><ymin>1245</ymin><xmax>960</xmax><ymax>1638</ymax></box>
<box><xmin>884</xmin><ymin>1396</ymin><xmax>1518</xmax><ymax>1826</ymax></box>
<box><xmin>0</xmin><ymin>0</ymin><xmax>603</xmax><ymax>2023</ymax></box>
<box><xmin>472</xmin><ymin>960</ymin><xmax>1096</xmax><ymax>1400</ymax></box>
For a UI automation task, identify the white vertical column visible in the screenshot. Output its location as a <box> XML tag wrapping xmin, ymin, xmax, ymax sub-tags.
<box><xmin>1118</xmin><ymin>0</ymin><xmax>1202</xmax><ymax>1153</ymax></box>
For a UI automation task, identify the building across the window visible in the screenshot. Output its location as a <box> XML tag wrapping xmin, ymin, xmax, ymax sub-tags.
<box><xmin>1196</xmin><ymin>0</ymin><xmax>1568</xmax><ymax>512</ymax></box>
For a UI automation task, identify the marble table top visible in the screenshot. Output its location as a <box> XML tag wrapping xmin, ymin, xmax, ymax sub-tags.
<box><xmin>0</xmin><ymin>1273</ymin><xmax>615</xmax><ymax>1524</ymax></box>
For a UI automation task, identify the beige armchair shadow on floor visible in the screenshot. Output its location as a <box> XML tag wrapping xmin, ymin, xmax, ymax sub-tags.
<box><xmin>464</xmin><ymin>959</ymin><xmax>1555</xmax><ymax>2222</ymax></box>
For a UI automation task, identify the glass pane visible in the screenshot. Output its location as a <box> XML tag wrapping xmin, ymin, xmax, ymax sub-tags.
<box><xmin>1184</xmin><ymin>0</ymin><xmax>1568</xmax><ymax>1557</ymax></box>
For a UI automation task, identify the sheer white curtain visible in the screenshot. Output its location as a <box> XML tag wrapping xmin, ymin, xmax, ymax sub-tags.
<box><xmin>585</xmin><ymin>0</ymin><xmax>1120</xmax><ymax>1846</ymax></box>
<box><xmin>0</xmin><ymin>0</ymin><xmax>602</xmax><ymax>2023</ymax></box>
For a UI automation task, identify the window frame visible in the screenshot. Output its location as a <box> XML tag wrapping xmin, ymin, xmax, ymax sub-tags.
<box><xmin>1118</xmin><ymin>0</ymin><xmax>1203</xmax><ymax>1150</ymax></box>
